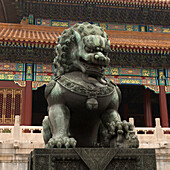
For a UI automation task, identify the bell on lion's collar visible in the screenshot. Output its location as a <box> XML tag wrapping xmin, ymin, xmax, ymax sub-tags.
<box><xmin>86</xmin><ymin>98</ymin><xmax>98</xmax><ymax>110</ymax></box>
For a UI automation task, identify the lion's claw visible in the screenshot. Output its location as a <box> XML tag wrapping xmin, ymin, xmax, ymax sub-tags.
<box><xmin>56</xmin><ymin>142</ymin><xmax>62</xmax><ymax>148</ymax></box>
<box><xmin>46</xmin><ymin>137</ymin><xmax>77</xmax><ymax>148</ymax></box>
<box><xmin>70</xmin><ymin>138</ymin><xmax>77</xmax><ymax>148</ymax></box>
<box><xmin>47</xmin><ymin>138</ymin><xmax>56</xmax><ymax>148</ymax></box>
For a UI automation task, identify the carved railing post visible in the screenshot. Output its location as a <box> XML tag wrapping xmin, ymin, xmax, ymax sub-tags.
<box><xmin>13</xmin><ymin>115</ymin><xmax>21</xmax><ymax>148</ymax></box>
<box><xmin>129</xmin><ymin>118</ymin><xmax>137</xmax><ymax>135</ymax></box>
<box><xmin>155</xmin><ymin>118</ymin><xmax>167</xmax><ymax>148</ymax></box>
<box><xmin>129</xmin><ymin>118</ymin><xmax>134</xmax><ymax>126</ymax></box>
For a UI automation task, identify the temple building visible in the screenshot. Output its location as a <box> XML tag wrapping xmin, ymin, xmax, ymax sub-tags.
<box><xmin>0</xmin><ymin>0</ymin><xmax>170</xmax><ymax>169</ymax></box>
<box><xmin>0</xmin><ymin>0</ymin><xmax>169</xmax><ymax>128</ymax></box>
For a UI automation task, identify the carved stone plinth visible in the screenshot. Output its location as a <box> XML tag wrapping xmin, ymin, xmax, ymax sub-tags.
<box><xmin>29</xmin><ymin>148</ymin><xmax>156</xmax><ymax>170</ymax></box>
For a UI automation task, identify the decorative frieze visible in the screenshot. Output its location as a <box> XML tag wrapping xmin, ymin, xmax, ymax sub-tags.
<box><xmin>0</xmin><ymin>63</ymin><xmax>170</xmax><ymax>92</ymax></box>
<box><xmin>14</xmin><ymin>81</ymin><xmax>26</xmax><ymax>87</ymax></box>
<box><xmin>32</xmin><ymin>81</ymin><xmax>48</xmax><ymax>90</ymax></box>
<box><xmin>0</xmin><ymin>63</ymin><xmax>25</xmax><ymax>72</ymax></box>
<box><xmin>165</xmin><ymin>69</ymin><xmax>170</xmax><ymax>77</ymax></box>
<box><xmin>106</xmin><ymin>76</ymin><xmax>158</xmax><ymax>86</ymax></box>
<box><xmin>158</xmin><ymin>69</ymin><xmax>166</xmax><ymax>85</ymax></box>
<box><xmin>165</xmin><ymin>86</ymin><xmax>170</xmax><ymax>94</ymax></box>
<box><xmin>26</xmin><ymin>64</ymin><xmax>33</xmax><ymax>81</ymax></box>
<box><xmin>34</xmin><ymin>64</ymin><xmax>55</xmax><ymax>74</ymax></box>
<box><xmin>34</xmin><ymin>18</ymin><xmax>170</xmax><ymax>34</ymax></box>
<box><xmin>144</xmin><ymin>85</ymin><xmax>159</xmax><ymax>94</ymax></box>
<box><xmin>105</xmin><ymin>67</ymin><xmax>158</xmax><ymax>77</ymax></box>
<box><xmin>33</xmin><ymin>73</ymin><xmax>54</xmax><ymax>82</ymax></box>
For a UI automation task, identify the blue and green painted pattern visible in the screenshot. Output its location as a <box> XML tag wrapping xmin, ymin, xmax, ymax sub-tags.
<box><xmin>0</xmin><ymin>63</ymin><xmax>25</xmax><ymax>81</ymax></box>
<box><xmin>106</xmin><ymin>76</ymin><xmax>158</xmax><ymax>86</ymax></box>
<box><xmin>34</xmin><ymin>18</ymin><xmax>170</xmax><ymax>34</ymax></box>
<box><xmin>105</xmin><ymin>67</ymin><xmax>158</xmax><ymax>77</ymax></box>
<box><xmin>0</xmin><ymin>72</ymin><xmax>25</xmax><ymax>81</ymax></box>
<box><xmin>166</xmin><ymin>69</ymin><xmax>170</xmax><ymax>86</ymax></box>
<box><xmin>0</xmin><ymin>63</ymin><xmax>25</xmax><ymax>72</ymax></box>
<box><xmin>0</xmin><ymin>63</ymin><xmax>169</xmax><ymax>89</ymax></box>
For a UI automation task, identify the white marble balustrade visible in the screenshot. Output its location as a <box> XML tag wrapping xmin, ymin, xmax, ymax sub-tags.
<box><xmin>0</xmin><ymin>116</ymin><xmax>170</xmax><ymax>170</ymax></box>
<box><xmin>0</xmin><ymin>116</ymin><xmax>170</xmax><ymax>148</ymax></box>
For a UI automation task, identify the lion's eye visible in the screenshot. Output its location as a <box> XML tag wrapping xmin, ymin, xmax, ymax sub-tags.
<box><xmin>85</xmin><ymin>46</ymin><xmax>93</xmax><ymax>53</ymax></box>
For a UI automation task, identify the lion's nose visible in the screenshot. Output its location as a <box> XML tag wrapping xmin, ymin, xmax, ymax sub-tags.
<box><xmin>93</xmin><ymin>52</ymin><xmax>110</xmax><ymax>65</ymax></box>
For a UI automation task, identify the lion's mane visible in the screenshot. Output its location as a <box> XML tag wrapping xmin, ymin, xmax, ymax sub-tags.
<box><xmin>54</xmin><ymin>22</ymin><xmax>109</xmax><ymax>76</ymax></box>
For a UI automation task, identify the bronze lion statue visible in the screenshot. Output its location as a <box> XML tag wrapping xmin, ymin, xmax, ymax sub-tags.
<box><xmin>42</xmin><ymin>22</ymin><xmax>139</xmax><ymax>148</ymax></box>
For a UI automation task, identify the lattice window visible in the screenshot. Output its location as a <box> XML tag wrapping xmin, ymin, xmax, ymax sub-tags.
<box><xmin>5</xmin><ymin>93</ymin><xmax>12</xmax><ymax>119</ymax></box>
<box><xmin>0</xmin><ymin>93</ymin><xmax>3</xmax><ymax>123</ymax></box>
<box><xmin>14</xmin><ymin>93</ymin><xmax>21</xmax><ymax>116</ymax></box>
<box><xmin>0</xmin><ymin>88</ymin><xmax>22</xmax><ymax>125</ymax></box>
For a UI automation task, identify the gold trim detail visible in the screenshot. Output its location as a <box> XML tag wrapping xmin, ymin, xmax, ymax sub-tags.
<box><xmin>32</xmin><ymin>81</ymin><xmax>48</xmax><ymax>90</ymax></box>
<box><xmin>14</xmin><ymin>81</ymin><xmax>26</xmax><ymax>87</ymax></box>
<box><xmin>144</xmin><ymin>85</ymin><xmax>159</xmax><ymax>93</ymax></box>
<box><xmin>165</xmin><ymin>86</ymin><xmax>170</xmax><ymax>94</ymax></box>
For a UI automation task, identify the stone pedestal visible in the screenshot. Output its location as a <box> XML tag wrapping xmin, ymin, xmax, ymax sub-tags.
<box><xmin>29</xmin><ymin>148</ymin><xmax>156</xmax><ymax>170</ymax></box>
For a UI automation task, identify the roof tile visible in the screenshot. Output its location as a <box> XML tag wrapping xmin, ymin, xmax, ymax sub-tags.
<box><xmin>0</xmin><ymin>23</ymin><xmax>169</xmax><ymax>51</ymax></box>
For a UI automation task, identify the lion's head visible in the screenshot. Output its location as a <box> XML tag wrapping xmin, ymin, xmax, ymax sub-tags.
<box><xmin>54</xmin><ymin>22</ymin><xmax>111</xmax><ymax>77</ymax></box>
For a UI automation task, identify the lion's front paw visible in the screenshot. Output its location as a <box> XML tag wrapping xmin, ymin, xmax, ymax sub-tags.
<box><xmin>106</xmin><ymin>120</ymin><xmax>139</xmax><ymax>148</ymax></box>
<box><xmin>46</xmin><ymin>137</ymin><xmax>77</xmax><ymax>148</ymax></box>
<box><xmin>107</xmin><ymin>120</ymin><xmax>134</xmax><ymax>140</ymax></box>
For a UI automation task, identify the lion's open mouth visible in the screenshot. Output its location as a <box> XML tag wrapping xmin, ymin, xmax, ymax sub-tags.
<box><xmin>79</xmin><ymin>57</ymin><xmax>105</xmax><ymax>76</ymax></box>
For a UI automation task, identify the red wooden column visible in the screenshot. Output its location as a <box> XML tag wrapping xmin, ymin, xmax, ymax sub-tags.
<box><xmin>144</xmin><ymin>89</ymin><xmax>153</xmax><ymax>127</ymax></box>
<box><xmin>24</xmin><ymin>81</ymin><xmax>32</xmax><ymax>125</ymax></box>
<box><xmin>123</xmin><ymin>104</ymin><xmax>128</xmax><ymax>121</ymax></box>
<box><xmin>159</xmin><ymin>85</ymin><xmax>169</xmax><ymax>127</ymax></box>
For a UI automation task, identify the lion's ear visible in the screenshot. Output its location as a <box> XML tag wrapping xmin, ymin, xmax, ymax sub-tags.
<box><xmin>73</xmin><ymin>30</ymin><xmax>81</xmax><ymax>43</ymax></box>
<box><xmin>107</xmin><ymin>40</ymin><xmax>111</xmax><ymax>46</ymax></box>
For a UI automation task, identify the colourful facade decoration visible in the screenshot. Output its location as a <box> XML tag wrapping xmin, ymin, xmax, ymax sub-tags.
<box><xmin>1</xmin><ymin>62</ymin><xmax>169</xmax><ymax>94</ymax></box>
<box><xmin>32</xmin><ymin>81</ymin><xmax>48</xmax><ymax>90</ymax></box>
<box><xmin>14</xmin><ymin>81</ymin><xmax>26</xmax><ymax>87</ymax></box>
<box><xmin>34</xmin><ymin>64</ymin><xmax>55</xmax><ymax>74</ymax></box>
<box><xmin>0</xmin><ymin>63</ymin><xmax>25</xmax><ymax>81</ymax></box>
<box><xmin>105</xmin><ymin>67</ymin><xmax>158</xmax><ymax>77</ymax></box>
<box><xmin>144</xmin><ymin>85</ymin><xmax>159</xmax><ymax>94</ymax></box>
<box><xmin>34</xmin><ymin>18</ymin><xmax>170</xmax><ymax>34</ymax></box>
<box><xmin>0</xmin><ymin>63</ymin><xmax>25</xmax><ymax>72</ymax></box>
<box><xmin>165</xmin><ymin>86</ymin><xmax>170</xmax><ymax>94</ymax></box>
<box><xmin>106</xmin><ymin>76</ymin><xmax>158</xmax><ymax>86</ymax></box>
